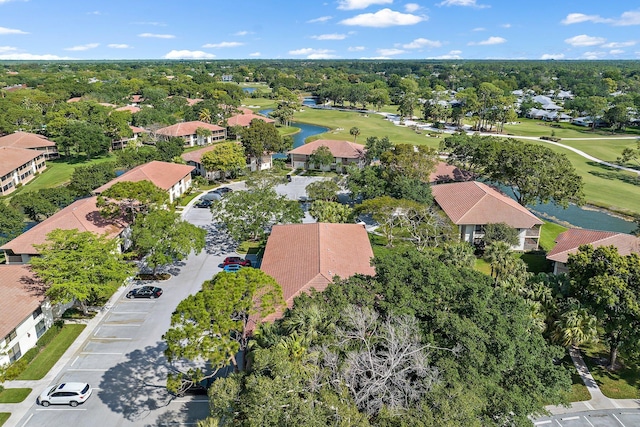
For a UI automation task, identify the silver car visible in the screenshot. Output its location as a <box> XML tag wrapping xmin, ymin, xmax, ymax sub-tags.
<box><xmin>38</xmin><ymin>382</ymin><xmax>92</xmax><ymax>407</ymax></box>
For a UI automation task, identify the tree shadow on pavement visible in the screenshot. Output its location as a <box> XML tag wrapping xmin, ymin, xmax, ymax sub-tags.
<box><xmin>201</xmin><ymin>223</ymin><xmax>237</xmax><ymax>256</ymax></box>
<box><xmin>99</xmin><ymin>342</ymin><xmax>175</xmax><ymax>422</ymax></box>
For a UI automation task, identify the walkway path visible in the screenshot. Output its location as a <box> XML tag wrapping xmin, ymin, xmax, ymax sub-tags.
<box><xmin>545</xmin><ymin>347</ymin><xmax>640</xmax><ymax>415</ymax></box>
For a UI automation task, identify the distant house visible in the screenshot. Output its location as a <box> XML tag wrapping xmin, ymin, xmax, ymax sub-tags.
<box><xmin>0</xmin><ymin>196</ymin><xmax>129</xmax><ymax>265</ymax></box>
<box><xmin>114</xmin><ymin>105</ymin><xmax>141</xmax><ymax>114</ymax></box>
<box><xmin>0</xmin><ymin>265</ymin><xmax>53</xmax><ymax>366</ymax></box>
<box><xmin>260</xmin><ymin>223</ymin><xmax>375</xmax><ymax>323</ymax></box>
<box><xmin>546</xmin><ymin>229</ymin><xmax>640</xmax><ymax>274</ymax></box>
<box><xmin>532</xmin><ymin>95</ymin><xmax>562</xmax><ymax>111</ymax></box>
<box><xmin>288</xmin><ymin>139</ymin><xmax>366</xmax><ymax>172</ymax></box>
<box><xmin>93</xmin><ymin>160</ymin><xmax>195</xmax><ymax>203</ymax></box>
<box><xmin>227</xmin><ymin>113</ymin><xmax>277</xmax><ymax>172</ymax></box>
<box><xmin>0</xmin><ymin>131</ymin><xmax>59</xmax><ymax>159</ymax></box>
<box><xmin>111</xmin><ymin>125</ymin><xmax>148</xmax><ymax>151</ymax></box>
<box><xmin>181</xmin><ymin>145</ymin><xmax>219</xmax><ymax>180</ymax></box>
<box><xmin>221</xmin><ymin>75</ymin><xmax>233</xmax><ymax>82</ymax></box>
<box><xmin>155</xmin><ymin>121</ymin><xmax>226</xmax><ymax>147</ymax></box>
<box><xmin>431</xmin><ymin>181</ymin><xmax>543</xmax><ymax>251</ymax></box>
<box><xmin>429</xmin><ymin>161</ymin><xmax>474</xmax><ymax>184</ymax></box>
<box><xmin>571</xmin><ymin>117</ymin><xmax>607</xmax><ymax>128</ymax></box>
<box><xmin>0</xmin><ymin>147</ymin><xmax>47</xmax><ymax>196</ymax></box>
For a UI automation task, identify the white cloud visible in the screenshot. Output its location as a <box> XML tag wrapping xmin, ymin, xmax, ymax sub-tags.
<box><xmin>138</xmin><ymin>33</ymin><xmax>175</xmax><ymax>39</ymax></box>
<box><xmin>87</xmin><ymin>11</ymin><xmax>101</xmax><ymax>15</ymax></box>
<box><xmin>311</xmin><ymin>33</ymin><xmax>347</xmax><ymax>40</ymax></box>
<box><xmin>337</xmin><ymin>0</ymin><xmax>393</xmax><ymax>10</ymax></box>
<box><xmin>348</xmin><ymin>46</ymin><xmax>366</xmax><ymax>51</ymax></box>
<box><xmin>564</xmin><ymin>34</ymin><xmax>605</xmax><ymax>46</ymax></box>
<box><xmin>65</xmin><ymin>43</ymin><xmax>99</xmax><ymax>51</ymax></box>
<box><xmin>234</xmin><ymin>31</ymin><xmax>249</xmax><ymax>36</ymax></box>
<box><xmin>0</xmin><ymin>52</ymin><xmax>72</xmax><ymax>60</ymax></box>
<box><xmin>377</xmin><ymin>48</ymin><xmax>405</xmax><ymax>56</ymax></box>
<box><xmin>405</xmin><ymin>3</ymin><xmax>420</xmax><ymax>12</ymax></box>
<box><xmin>249</xmin><ymin>52</ymin><xmax>261</xmax><ymax>57</ymax></box>
<box><xmin>540</xmin><ymin>53</ymin><xmax>565</xmax><ymax>60</ymax></box>
<box><xmin>164</xmin><ymin>50</ymin><xmax>215</xmax><ymax>59</ymax></box>
<box><xmin>289</xmin><ymin>47</ymin><xmax>337</xmax><ymax>59</ymax></box>
<box><xmin>202</xmin><ymin>41</ymin><xmax>244</xmax><ymax>48</ymax></box>
<box><xmin>601</xmin><ymin>41</ymin><xmax>636</xmax><ymax>48</ymax></box>
<box><xmin>438</xmin><ymin>0</ymin><xmax>489</xmax><ymax>8</ymax></box>
<box><xmin>562</xmin><ymin>10</ymin><xmax>640</xmax><ymax>26</ymax></box>
<box><xmin>108</xmin><ymin>44</ymin><xmax>131</xmax><ymax>49</ymax></box>
<box><xmin>609</xmin><ymin>49</ymin><xmax>624</xmax><ymax>55</ymax></box>
<box><xmin>501</xmin><ymin>23</ymin><xmax>511</xmax><ymax>28</ymax></box>
<box><xmin>469</xmin><ymin>36</ymin><xmax>506</xmax><ymax>45</ymax></box>
<box><xmin>402</xmin><ymin>38</ymin><xmax>442</xmax><ymax>49</ymax></box>
<box><xmin>427</xmin><ymin>50</ymin><xmax>462</xmax><ymax>59</ymax></box>
<box><xmin>360</xmin><ymin>56</ymin><xmax>391</xmax><ymax>59</ymax></box>
<box><xmin>340</xmin><ymin>8</ymin><xmax>425</xmax><ymax>27</ymax></box>
<box><xmin>0</xmin><ymin>46</ymin><xmax>17</xmax><ymax>53</ymax></box>
<box><xmin>582</xmin><ymin>51</ymin><xmax>606</xmax><ymax>60</ymax></box>
<box><xmin>0</xmin><ymin>26</ymin><xmax>28</xmax><ymax>35</ymax></box>
<box><xmin>307</xmin><ymin>16</ymin><xmax>333</xmax><ymax>23</ymax></box>
<box><xmin>472</xmin><ymin>27</ymin><xmax>486</xmax><ymax>31</ymax></box>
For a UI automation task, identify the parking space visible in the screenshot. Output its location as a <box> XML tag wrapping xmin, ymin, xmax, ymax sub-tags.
<box><xmin>535</xmin><ymin>410</ymin><xmax>640</xmax><ymax>426</ymax></box>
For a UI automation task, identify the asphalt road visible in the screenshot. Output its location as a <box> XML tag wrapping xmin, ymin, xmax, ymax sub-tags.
<box><xmin>534</xmin><ymin>409</ymin><xmax>640</xmax><ymax>426</ymax></box>
<box><xmin>16</xmin><ymin>206</ymin><xmax>236</xmax><ymax>427</ymax></box>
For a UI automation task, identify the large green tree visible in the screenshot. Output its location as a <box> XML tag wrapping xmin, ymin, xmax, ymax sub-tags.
<box><xmin>211</xmin><ymin>188</ymin><xmax>303</xmax><ymax>241</ymax></box>
<box><xmin>200</xmin><ymin>142</ymin><xmax>246</xmax><ymax>179</ymax></box>
<box><xmin>31</xmin><ymin>229</ymin><xmax>135</xmax><ymax>314</ymax></box>
<box><xmin>0</xmin><ymin>203</ymin><xmax>24</xmax><ymax>245</ymax></box>
<box><xmin>68</xmin><ymin>162</ymin><xmax>116</xmax><ymax>197</ymax></box>
<box><xmin>97</xmin><ymin>180</ymin><xmax>168</xmax><ymax>223</ymax></box>
<box><xmin>240</xmin><ymin>119</ymin><xmax>290</xmax><ymax>158</ymax></box>
<box><xmin>131</xmin><ymin>209</ymin><xmax>206</xmax><ymax>275</ymax></box>
<box><xmin>308</xmin><ymin>201</ymin><xmax>354</xmax><ymax>223</ymax></box>
<box><xmin>305</xmin><ymin>180</ymin><xmax>340</xmax><ymax>201</ymax></box>
<box><xmin>163</xmin><ymin>268</ymin><xmax>284</xmax><ymax>395</ymax></box>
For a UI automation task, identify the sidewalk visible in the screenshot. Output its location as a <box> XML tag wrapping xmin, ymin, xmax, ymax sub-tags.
<box><xmin>545</xmin><ymin>346</ymin><xmax>640</xmax><ymax>415</ymax></box>
<box><xmin>0</xmin><ymin>285</ymin><xmax>128</xmax><ymax>427</ymax></box>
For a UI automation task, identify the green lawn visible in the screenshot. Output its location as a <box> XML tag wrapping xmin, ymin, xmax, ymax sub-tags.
<box><xmin>539</xmin><ymin>222</ymin><xmax>568</xmax><ymax>252</ymax></box>
<box><xmin>0</xmin><ymin>388</ymin><xmax>31</xmax><ymax>403</ymax></box>
<box><xmin>502</xmin><ymin>119</ymin><xmax>635</xmax><ymax>139</ymax></box>
<box><xmin>0</xmin><ymin>413</ymin><xmax>10</xmax><ymax>426</ymax></box>
<box><xmin>559</xmin><ymin>355</ymin><xmax>592</xmax><ymax>403</ymax></box>
<box><xmin>518</xmin><ymin>252</ymin><xmax>553</xmax><ymax>274</ymax></box>
<box><xmin>242</xmin><ymin>98</ymin><xmax>277</xmax><ymax>110</ymax></box>
<box><xmin>554</xmin><ymin>138</ymin><xmax>638</xmax><ymax>164</ymax></box>
<box><xmin>474</xmin><ymin>258</ymin><xmax>492</xmax><ymax>275</ymax></box>
<box><xmin>236</xmin><ymin>240</ymin><xmax>264</xmax><ymax>255</ymax></box>
<box><xmin>581</xmin><ymin>343</ymin><xmax>640</xmax><ymax>399</ymax></box>
<box><xmin>16</xmin><ymin>324</ymin><xmax>86</xmax><ymax>380</ymax></box>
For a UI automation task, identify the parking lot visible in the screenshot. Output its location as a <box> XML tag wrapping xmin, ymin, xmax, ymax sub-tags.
<box><xmin>535</xmin><ymin>410</ymin><xmax>640</xmax><ymax>426</ymax></box>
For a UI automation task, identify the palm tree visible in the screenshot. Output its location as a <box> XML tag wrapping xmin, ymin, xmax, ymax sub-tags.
<box><xmin>553</xmin><ymin>308</ymin><xmax>598</xmax><ymax>348</ymax></box>
<box><xmin>198</xmin><ymin>108</ymin><xmax>212</xmax><ymax>124</ymax></box>
<box><xmin>350</xmin><ymin>126</ymin><xmax>360</xmax><ymax>143</ymax></box>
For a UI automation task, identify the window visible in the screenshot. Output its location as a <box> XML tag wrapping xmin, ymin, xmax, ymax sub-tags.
<box><xmin>36</xmin><ymin>319</ymin><xmax>47</xmax><ymax>338</ymax></box>
<box><xmin>8</xmin><ymin>342</ymin><xmax>21</xmax><ymax>362</ymax></box>
<box><xmin>474</xmin><ymin>225</ymin><xmax>485</xmax><ymax>234</ymax></box>
<box><xmin>33</xmin><ymin>306</ymin><xmax>43</xmax><ymax>319</ymax></box>
<box><xmin>4</xmin><ymin>328</ymin><xmax>17</xmax><ymax>344</ymax></box>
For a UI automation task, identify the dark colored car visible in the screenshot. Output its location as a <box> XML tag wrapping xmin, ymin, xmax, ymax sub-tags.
<box><xmin>195</xmin><ymin>199</ymin><xmax>212</xmax><ymax>208</ymax></box>
<box><xmin>126</xmin><ymin>286</ymin><xmax>163</xmax><ymax>299</ymax></box>
<box><xmin>216</xmin><ymin>187</ymin><xmax>233</xmax><ymax>194</ymax></box>
<box><xmin>222</xmin><ymin>256</ymin><xmax>252</xmax><ymax>267</ymax></box>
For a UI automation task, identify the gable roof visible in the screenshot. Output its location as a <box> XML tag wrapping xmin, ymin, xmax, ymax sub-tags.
<box><xmin>0</xmin><ymin>196</ymin><xmax>128</xmax><ymax>256</ymax></box>
<box><xmin>94</xmin><ymin>161</ymin><xmax>194</xmax><ymax>193</ymax></box>
<box><xmin>181</xmin><ymin>145</ymin><xmax>218</xmax><ymax>164</ymax></box>
<box><xmin>288</xmin><ymin>139</ymin><xmax>365</xmax><ymax>159</ymax></box>
<box><xmin>260</xmin><ymin>223</ymin><xmax>375</xmax><ymax>320</ymax></box>
<box><xmin>0</xmin><ymin>132</ymin><xmax>56</xmax><ymax>149</ymax></box>
<box><xmin>115</xmin><ymin>105</ymin><xmax>141</xmax><ymax>113</ymax></box>
<box><xmin>0</xmin><ymin>147</ymin><xmax>43</xmax><ymax>177</ymax></box>
<box><xmin>156</xmin><ymin>121</ymin><xmax>225</xmax><ymax>137</ymax></box>
<box><xmin>546</xmin><ymin>229</ymin><xmax>640</xmax><ymax>264</ymax></box>
<box><xmin>432</xmin><ymin>181</ymin><xmax>542</xmax><ymax>229</ymax></box>
<box><xmin>0</xmin><ymin>265</ymin><xmax>46</xmax><ymax>338</ymax></box>
<box><xmin>227</xmin><ymin>112</ymin><xmax>275</xmax><ymax>127</ymax></box>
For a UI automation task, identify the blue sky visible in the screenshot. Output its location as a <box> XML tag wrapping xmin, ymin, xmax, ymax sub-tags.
<box><xmin>1</xmin><ymin>0</ymin><xmax>639</xmax><ymax>60</ymax></box>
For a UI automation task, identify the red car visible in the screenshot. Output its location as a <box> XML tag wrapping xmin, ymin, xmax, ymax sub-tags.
<box><xmin>222</xmin><ymin>256</ymin><xmax>252</xmax><ymax>267</ymax></box>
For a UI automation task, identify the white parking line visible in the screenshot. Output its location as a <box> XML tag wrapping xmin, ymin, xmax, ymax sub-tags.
<box><xmin>561</xmin><ymin>416</ymin><xmax>579</xmax><ymax>421</ymax></box>
<box><xmin>90</xmin><ymin>337</ymin><xmax>132</xmax><ymax>340</ymax></box>
<box><xmin>584</xmin><ymin>401</ymin><xmax>593</xmax><ymax>410</ymax></box>
<box><xmin>20</xmin><ymin>413</ymin><xmax>33</xmax><ymax>427</ymax></box>
<box><xmin>584</xmin><ymin>416</ymin><xmax>595</xmax><ymax>427</ymax></box>
<box><xmin>613</xmin><ymin>413</ymin><xmax>627</xmax><ymax>427</ymax></box>
<box><xmin>533</xmin><ymin>421</ymin><xmax>552</xmax><ymax>425</ymax></box>
<box><xmin>80</xmin><ymin>352</ymin><xmax>122</xmax><ymax>355</ymax></box>
<box><xmin>71</xmin><ymin>356</ymin><xmax>79</xmax><ymax>366</ymax></box>
<box><xmin>68</xmin><ymin>368</ymin><xmax>108</xmax><ymax>372</ymax></box>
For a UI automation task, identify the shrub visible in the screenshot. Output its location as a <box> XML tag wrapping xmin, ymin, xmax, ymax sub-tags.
<box><xmin>540</xmin><ymin>136</ymin><xmax>561</xmax><ymax>142</ymax></box>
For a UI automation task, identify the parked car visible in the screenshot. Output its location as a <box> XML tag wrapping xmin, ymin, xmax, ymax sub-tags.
<box><xmin>202</xmin><ymin>191</ymin><xmax>222</xmax><ymax>201</ymax></box>
<box><xmin>222</xmin><ymin>256</ymin><xmax>252</xmax><ymax>267</ymax></box>
<box><xmin>195</xmin><ymin>199</ymin><xmax>212</xmax><ymax>208</ymax></box>
<box><xmin>126</xmin><ymin>286</ymin><xmax>163</xmax><ymax>299</ymax></box>
<box><xmin>216</xmin><ymin>187</ymin><xmax>233</xmax><ymax>194</ymax></box>
<box><xmin>38</xmin><ymin>382</ymin><xmax>92</xmax><ymax>407</ymax></box>
<box><xmin>223</xmin><ymin>264</ymin><xmax>243</xmax><ymax>272</ymax></box>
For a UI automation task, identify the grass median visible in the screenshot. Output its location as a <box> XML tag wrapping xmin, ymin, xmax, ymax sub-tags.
<box><xmin>0</xmin><ymin>388</ymin><xmax>32</xmax><ymax>403</ymax></box>
<box><xmin>0</xmin><ymin>413</ymin><xmax>10</xmax><ymax>426</ymax></box>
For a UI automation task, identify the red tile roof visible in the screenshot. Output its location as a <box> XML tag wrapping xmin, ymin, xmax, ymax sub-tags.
<box><xmin>67</xmin><ymin>97</ymin><xmax>82</xmax><ymax>103</ymax></box>
<box><xmin>260</xmin><ymin>223</ymin><xmax>375</xmax><ymax>321</ymax></box>
<box><xmin>227</xmin><ymin>113</ymin><xmax>275</xmax><ymax>127</ymax></box>
<box><xmin>115</xmin><ymin>105</ymin><xmax>141</xmax><ymax>113</ymax></box>
<box><xmin>0</xmin><ymin>147</ymin><xmax>43</xmax><ymax>177</ymax></box>
<box><xmin>546</xmin><ymin>229</ymin><xmax>640</xmax><ymax>263</ymax></box>
<box><xmin>156</xmin><ymin>121</ymin><xmax>225</xmax><ymax>137</ymax></box>
<box><xmin>288</xmin><ymin>139</ymin><xmax>365</xmax><ymax>159</ymax></box>
<box><xmin>94</xmin><ymin>161</ymin><xmax>194</xmax><ymax>193</ymax></box>
<box><xmin>129</xmin><ymin>125</ymin><xmax>147</xmax><ymax>134</ymax></box>
<box><xmin>432</xmin><ymin>181</ymin><xmax>542</xmax><ymax>229</ymax></box>
<box><xmin>0</xmin><ymin>132</ymin><xmax>56</xmax><ymax>150</ymax></box>
<box><xmin>181</xmin><ymin>145</ymin><xmax>218</xmax><ymax>164</ymax></box>
<box><xmin>0</xmin><ymin>265</ymin><xmax>46</xmax><ymax>338</ymax></box>
<box><xmin>186</xmin><ymin>98</ymin><xmax>203</xmax><ymax>106</ymax></box>
<box><xmin>429</xmin><ymin>161</ymin><xmax>474</xmax><ymax>183</ymax></box>
<box><xmin>131</xmin><ymin>94</ymin><xmax>144</xmax><ymax>103</ymax></box>
<box><xmin>0</xmin><ymin>196</ymin><xmax>128</xmax><ymax>256</ymax></box>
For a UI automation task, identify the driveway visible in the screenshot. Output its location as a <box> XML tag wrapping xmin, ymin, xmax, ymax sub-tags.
<box><xmin>14</xmin><ymin>204</ymin><xmax>244</xmax><ymax>427</ymax></box>
<box><xmin>274</xmin><ymin>175</ymin><xmax>330</xmax><ymax>224</ymax></box>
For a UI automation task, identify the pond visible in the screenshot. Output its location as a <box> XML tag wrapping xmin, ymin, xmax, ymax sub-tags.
<box><xmin>242</xmin><ymin>87</ymin><xmax>256</xmax><ymax>94</ymax></box>
<box><xmin>259</xmin><ymin>108</ymin><xmax>329</xmax><ymax>152</ymax></box>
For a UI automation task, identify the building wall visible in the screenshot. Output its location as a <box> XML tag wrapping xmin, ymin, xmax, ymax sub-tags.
<box><xmin>0</xmin><ymin>154</ymin><xmax>46</xmax><ymax>196</ymax></box>
<box><xmin>0</xmin><ymin>301</ymin><xmax>54</xmax><ymax>366</ymax></box>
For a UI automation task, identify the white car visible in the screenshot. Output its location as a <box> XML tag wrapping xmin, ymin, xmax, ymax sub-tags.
<box><xmin>38</xmin><ymin>382</ymin><xmax>92</xmax><ymax>407</ymax></box>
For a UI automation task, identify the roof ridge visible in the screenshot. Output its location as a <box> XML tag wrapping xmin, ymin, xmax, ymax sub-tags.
<box><xmin>457</xmin><ymin>181</ymin><xmax>487</xmax><ymax>223</ymax></box>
